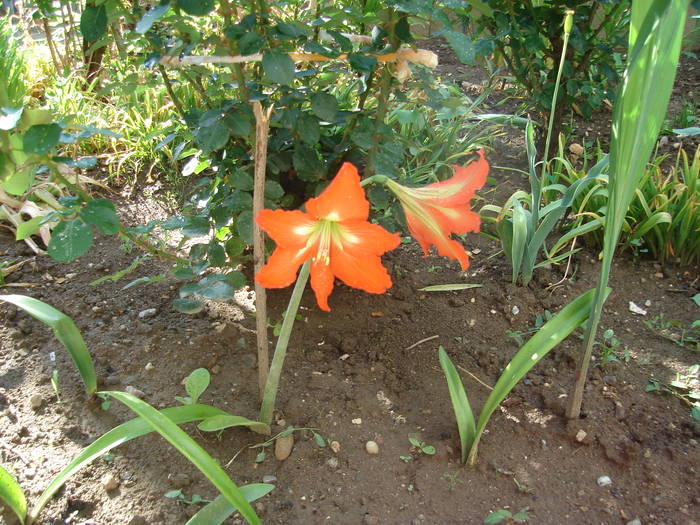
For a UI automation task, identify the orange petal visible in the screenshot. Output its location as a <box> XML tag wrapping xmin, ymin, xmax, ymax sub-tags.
<box><xmin>429</xmin><ymin>203</ymin><xmax>481</xmax><ymax>235</ymax></box>
<box><xmin>337</xmin><ymin>220</ymin><xmax>401</xmax><ymax>257</ymax></box>
<box><xmin>255</xmin><ymin>246</ymin><xmax>311</xmax><ymax>288</ymax></box>
<box><xmin>305</xmin><ymin>163</ymin><xmax>369</xmax><ymax>222</ymax></box>
<box><xmin>256</xmin><ymin>209</ymin><xmax>315</xmax><ymax>249</ymax></box>
<box><xmin>425</xmin><ymin>150</ymin><xmax>488</xmax><ymax>207</ymax></box>
<box><xmin>405</xmin><ymin>211</ymin><xmax>470</xmax><ymax>270</ymax></box>
<box><xmin>310</xmin><ymin>259</ymin><xmax>334</xmax><ymax>311</ymax></box>
<box><xmin>330</xmin><ymin>248</ymin><xmax>393</xmax><ymax>294</ymax></box>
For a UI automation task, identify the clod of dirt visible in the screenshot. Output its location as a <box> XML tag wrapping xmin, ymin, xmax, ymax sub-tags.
<box><xmin>101</xmin><ymin>473</ymin><xmax>119</xmax><ymax>492</ymax></box>
<box><xmin>365</xmin><ymin>440</ymin><xmax>379</xmax><ymax>454</ymax></box>
<box><xmin>125</xmin><ymin>385</ymin><xmax>145</xmax><ymax>398</ymax></box>
<box><xmin>275</xmin><ymin>434</ymin><xmax>294</xmax><ymax>460</ymax></box>
<box><xmin>29</xmin><ymin>394</ymin><xmax>43</xmax><ymax>410</ymax></box>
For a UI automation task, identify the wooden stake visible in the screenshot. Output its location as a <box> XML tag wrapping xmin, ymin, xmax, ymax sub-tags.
<box><xmin>252</xmin><ymin>101</ymin><xmax>273</xmax><ymax>400</ymax></box>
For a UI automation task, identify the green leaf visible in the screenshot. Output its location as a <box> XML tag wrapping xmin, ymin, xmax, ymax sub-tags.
<box><xmin>2</xmin><ymin>168</ymin><xmax>35</xmax><ymax>195</ymax></box>
<box><xmin>0</xmin><ymin>295</ymin><xmax>97</xmax><ymax>394</ymax></box>
<box><xmin>15</xmin><ymin>216</ymin><xmax>44</xmax><ymax>240</ymax></box>
<box><xmin>178</xmin><ymin>0</ymin><xmax>216</xmax><ymax>16</ymax></box>
<box><xmin>182</xmin><ymin>217</ymin><xmax>210</xmax><ymax>237</ymax></box>
<box><xmin>262</xmin><ymin>50</ymin><xmax>296</xmax><ymax>86</ymax></box>
<box><xmin>80</xmin><ymin>5</ymin><xmax>107</xmax><ymax>41</ymax></box>
<box><xmin>264</xmin><ymin>180</ymin><xmax>284</xmax><ymax>200</ymax></box>
<box><xmin>196</xmin><ymin>122</ymin><xmax>230</xmax><ymax>153</ymax></box>
<box><xmin>238</xmin><ymin>32</ymin><xmax>265</xmax><ymax>55</ymax></box>
<box><xmin>185</xmin><ymin>369</ymin><xmax>210</xmax><ymax>404</ymax></box>
<box><xmin>293</xmin><ymin>143</ymin><xmax>324</xmax><ymax>181</ymax></box>
<box><xmin>222</xmin><ymin>109</ymin><xmax>252</xmax><ymax>136</ymax></box>
<box><xmin>135</xmin><ymin>3</ymin><xmax>170</xmax><ymax>34</ymax></box>
<box><xmin>442</xmin><ymin>30</ymin><xmax>475</xmax><ymax>65</ymax></box>
<box><xmin>438</xmin><ymin>347</ymin><xmax>476</xmax><ymax>464</ymax></box>
<box><xmin>23</xmin><ymin>123</ymin><xmax>62</xmax><ymax>154</ymax></box>
<box><xmin>313</xmin><ymin>432</ymin><xmax>326</xmax><ymax>447</ymax></box>
<box><xmin>236</xmin><ymin>210</ymin><xmax>254</xmax><ymax>245</ymax></box>
<box><xmin>103</xmin><ymin>392</ymin><xmax>261</xmax><ymax>525</ymax></box>
<box><xmin>225</xmin><ymin>237</ymin><xmax>245</xmax><ymax>257</ymax></box>
<box><xmin>80</xmin><ymin>199</ymin><xmax>120</xmax><ymax>235</ymax></box>
<box><xmin>296</xmin><ymin>114</ymin><xmax>321</xmax><ymax>144</ymax></box>
<box><xmin>225</xmin><ymin>271</ymin><xmax>245</xmax><ymax>290</ymax></box>
<box><xmin>194</xmin><ymin>274</ymin><xmax>235</xmax><ymax>300</ymax></box>
<box><xmin>197</xmin><ymin>414</ymin><xmax>269</xmax><ymax>435</ymax></box>
<box><xmin>347</xmin><ymin>53</ymin><xmax>377</xmax><ymax>73</ymax></box>
<box><xmin>47</xmin><ymin>219</ymin><xmax>94</xmax><ymax>262</ymax></box>
<box><xmin>29</xmin><ymin>404</ymin><xmax>228</xmax><ymax>522</ymax></box>
<box><xmin>0</xmin><ymin>464</ymin><xmax>26</xmax><ymax>523</ymax></box>
<box><xmin>186</xmin><ymin>485</ymin><xmax>275</xmax><ymax>525</ymax></box>
<box><xmin>310</xmin><ymin>93</ymin><xmax>338</xmax><ymax>121</ymax></box>
<box><xmin>484</xmin><ymin>509</ymin><xmax>510</xmax><ymax>524</ymax></box>
<box><xmin>172</xmin><ymin>298</ymin><xmax>204</xmax><ymax>314</ymax></box>
<box><xmin>692</xmin><ymin>293</ymin><xmax>700</xmax><ymax>308</ymax></box>
<box><xmin>419</xmin><ymin>284</ymin><xmax>483</xmax><ymax>292</ymax></box>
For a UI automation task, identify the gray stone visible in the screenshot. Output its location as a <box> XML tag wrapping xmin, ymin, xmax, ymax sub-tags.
<box><xmin>138</xmin><ymin>308</ymin><xmax>157</xmax><ymax>319</ymax></box>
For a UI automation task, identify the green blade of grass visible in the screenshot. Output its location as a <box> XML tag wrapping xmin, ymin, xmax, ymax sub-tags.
<box><xmin>103</xmin><ymin>392</ymin><xmax>261</xmax><ymax>525</ymax></box>
<box><xmin>29</xmin><ymin>404</ymin><xmax>228</xmax><ymax>523</ymax></box>
<box><xmin>0</xmin><ymin>463</ymin><xmax>26</xmax><ymax>523</ymax></box>
<box><xmin>509</xmin><ymin>200</ymin><xmax>528</xmax><ymax>283</ymax></box>
<box><xmin>468</xmin><ymin>288</ymin><xmax>607</xmax><ymax>465</ymax></box>
<box><xmin>197</xmin><ymin>414</ymin><xmax>270</xmax><ymax>435</ymax></box>
<box><xmin>0</xmin><ymin>294</ymin><xmax>97</xmax><ymax>394</ymax></box>
<box><xmin>186</xmin><ymin>484</ymin><xmax>275</xmax><ymax>525</ymax></box>
<box><xmin>438</xmin><ymin>346</ymin><xmax>476</xmax><ymax>464</ymax></box>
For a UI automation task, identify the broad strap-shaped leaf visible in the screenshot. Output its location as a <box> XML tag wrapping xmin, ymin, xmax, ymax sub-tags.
<box><xmin>0</xmin><ymin>463</ymin><xmax>26</xmax><ymax>523</ymax></box>
<box><xmin>197</xmin><ymin>414</ymin><xmax>270</xmax><ymax>435</ymax></box>
<box><xmin>186</xmin><ymin>484</ymin><xmax>275</xmax><ymax>525</ymax></box>
<box><xmin>103</xmin><ymin>392</ymin><xmax>261</xmax><ymax>525</ymax></box>
<box><xmin>468</xmin><ymin>288</ymin><xmax>608</xmax><ymax>465</ymax></box>
<box><xmin>29</xmin><ymin>404</ymin><xmax>228</xmax><ymax>523</ymax></box>
<box><xmin>438</xmin><ymin>347</ymin><xmax>476</xmax><ymax>464</ymax></box>
<box><xmin>0</xmin><ymin>295</ymin><xmax>97</xmax><ymax>394</ymax></box>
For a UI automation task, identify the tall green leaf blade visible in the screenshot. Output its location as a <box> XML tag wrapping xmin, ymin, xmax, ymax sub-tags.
<box><xmin>568</xmin><ymin>0</ymin><xmax>689</xmax><ymax>418</ymax></box>
<box><xmin>30</xmin><ymin>404</ymin><xmax>227</xmax><ymax>522</ymax></box>
<box><xmin>0</xmin><ymin>295</ymin><xmax>97</xmax><ymax>394</ymax></box>
<box><xmin>469</xmin><ymin>288</ymin><xmax>608</xmax><ymax>465</ymax></box>
<box><xmin>186</xmin><ymin>484</ymin><xmax>275</xmax><ymax>525</ymax></box>
<box><xmin>438</xmin><ymin>347</ymin><xmax>476</xmax><ymax>464</ymax></box>
<box><xmin>510</xmin><ymin>201</ymin><xmax>528</xmax><ymax>283</ymax></box>
<box><xmin>104</xmin><ymin>392</ymin><xmax>260</xmax><ymax>525</ymax></box>
<box><xmin>0</xmin><ymin>464</ymin><xmax>26</xmax><ymax>523</ymax></box>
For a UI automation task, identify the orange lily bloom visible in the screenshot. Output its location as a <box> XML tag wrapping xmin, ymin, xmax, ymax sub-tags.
<box><xmin>255</xmin><ymin>163</ymin><xmax>400</xmax><ymax>311</ymax></box>
<box><xmin>386</xmin><ymin>150</ymin><xmax>488</xmax><ymax>271</ymax></box>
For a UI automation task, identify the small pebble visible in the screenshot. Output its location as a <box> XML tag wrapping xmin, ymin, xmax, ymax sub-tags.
<box><xmin>144</xmin><ymin>362</ymin><xmax>154</xmax><ymax>371</ymax></box>
<box><xmin>30</xmin><ymin>394</ymin><xmax>43</xmax><ymax>410</ymax></box>
<box><xmin>330</xmin><ymin>441</ymin><xmax>341</xmax><ymax>453</ymax></box>
<box><xmin>125</xmin><ymin>386</ymin><xmax>145</xmax><ymax>398</ymax></box>
<box><xmin>262</xmin><ymin>475</ymin><xmax>277</xmax><ymax>483</ymax></box>
<box><xmin>511</xmin><ymin>305</ymin><xmax>520</xmax><ymax>315</ymax></box>
<box><xmin>597</xmin><ymin>475</ymin><xmax>612</xmax><ymax>487</ymax></box>
<box><xmin>627</xmin><ymin>519</ymin><xmax>642</xmax><ymax>525</ymax></box>
<box><xmin>575</xmin><ymin>429</ymin><xmax>587</xmax><ymax>442</ymax></box>
<box><xmin>138</xmin><ymin>308</ymin><xmax>157</xmax><ymax>319</ymax></box>
<box><xmin>365</xmin><ymin>441</ymin><xmax>379</xmax><ymax>455</ymax></box>
<box><xmin>275</xmin><ymin>435</ymin><xmax>294</xmax><ymax>461</ymax></box>
<box><xmin>325</xmin><ymin>457</ymin><xmax>339</xmax><ymax>469</ymax></box>
<box><xmin>569</xmin><ymin>143</ymin><xmax>584</xmax><ymax>155</ymax></box>
<box><xmin>101</xmin><ymin>473</ymin><xmax>119</xmax><ymax>492</ymax></box>
<box><xmin>352</xmin><ymin>418</ymin><xmax>362</xmax><ymax>425</ymax></box>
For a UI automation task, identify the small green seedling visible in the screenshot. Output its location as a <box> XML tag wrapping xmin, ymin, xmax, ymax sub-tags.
<box><xmin>484</xmin><ymin>507</ymin><xmax>530</xmax><ymax>524</ymax></box>
<box><xmin>97</xmin><ymin>393</ymin><xmax>111</xmax><ymax>411</ymax></box>
<box><xmin>175</xmin><ymin>368</ymin><xmax>211</xmax><ymax>405</ymax></box>
<box><xmin>408</xmin><ymin>437</ymin><xmax>436</xmax><ymax>455</ymax></box>
<box><xmin>399</xmin><ymin>455</ymin><xmax>412</xmax><ymax>463</ymax></box>
<box><xmin>250</xmin><ymin>426</ymin><xmax>324</xmax><ymax>463</ymax></box>
<box><xmin>506</xmin><ymin>310</ymin><xmax>553</xmax><ymax>346</ymax></box>
<box><xmin>164</xmin><ymin>489</ymin><xmax>210</xmax><ymax>506</ymax></box>
<box><xmin>443</xmin><ymin>471</ymin><xmax>463</xmax><ymax>491</ymax></box>
<box><xmin>644</xmin><ymin>314</ymin><xmax>700</xmax><ymax>350</ymax></box>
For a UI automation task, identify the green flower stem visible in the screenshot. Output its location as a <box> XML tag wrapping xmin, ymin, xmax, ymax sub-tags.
<box><xmin>360</xmin><ymin>174</ymin><xmax>389</xmax><ymax>187</ymax></box>
<box><xmin>259</xmin><ymin>260</ymin><xmax>310</xmax><ymax>427</ymax></box>
<box><xmin>541</xmin><ymin>9</ymin><xmax>574</xmax><ymax>175</ymax></box>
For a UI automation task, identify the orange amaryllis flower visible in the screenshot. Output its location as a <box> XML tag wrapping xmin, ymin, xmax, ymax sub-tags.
<box><xmin>386</xmin><ymin>150</ymin><xmax>488</xmax><ymax>271</ymax></box>
<box><xmin>255</xmin><ymin>163</ymin><xmax>400</xmax><ymax>311</ymax></box>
